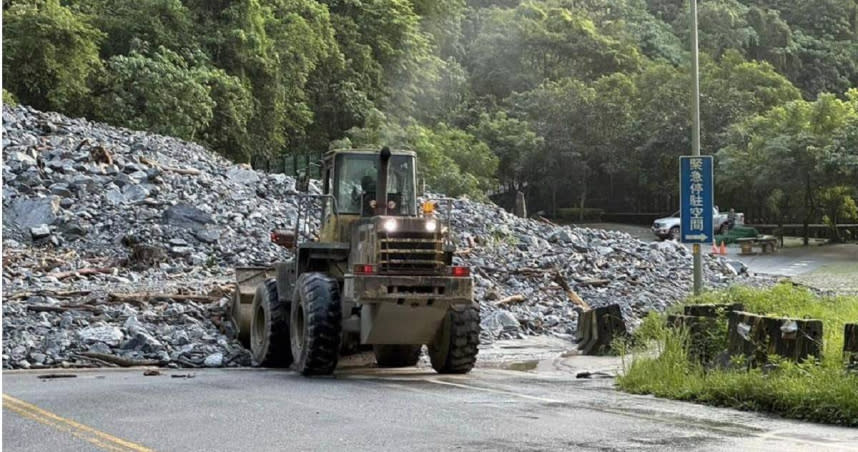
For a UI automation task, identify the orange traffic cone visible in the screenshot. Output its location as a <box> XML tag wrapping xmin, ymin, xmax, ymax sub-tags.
<box><xmin>711</xmin><ymin>241</ymin><xmax>719</xmax><ymax>255</ymax></box>
<box><xmin>720</xmin><ymin>241</ymin><xmax>727</xmax><ymax>255</ymax></box>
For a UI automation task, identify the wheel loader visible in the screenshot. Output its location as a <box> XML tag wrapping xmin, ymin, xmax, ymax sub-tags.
<box><xmin>230</xmin><ymin>147</ymin><xmax>479</xmax><ymax>375</ymax></box>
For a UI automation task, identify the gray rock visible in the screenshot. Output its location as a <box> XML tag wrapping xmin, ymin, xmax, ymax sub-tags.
<box><xmin>8</xmin><ymin>197</ymin><xmax>60</xmax><ymax>229</ymax></box>
<box><xmin>9</xmin><ymin>151</ymin><xmax>37</xmax><ymax>166</ymax></box>
<box><xmin>30</xmin><ymin>224</ymin><xmax>51</xmax><ymax>239</ymax></box>
<box><xmin>162</xmin><ymin>203</ymin><xmax>213</xmax><ymax>230</ymax></box>
<box><xmin>204</xmin><ymin>352</ymin><xmax>224</xmax><ymax>367</ymax></box>
<box><xmin>120</xmin><ymin>331</ymin><xmax>163</xmax><ymax>353</ymax></box>
<box><xmin>121</xmin><ymin>184</ymin><xmax>149</xmax><ymax>203</ymax></box>
<box><xmin>105</xmin><ymin>187</ymin><xmax>124</xmax><ymax>205</ymax></box>
<box><xmin>50</xmin><ymin>184</ymin><xmax>73</xmax><ymax>197</ymax></box>
<box><xmin>226</xmin><ymin>166</ymin><xmax>260</xmax><ymax>185</ymax></box>
<box><xmin>78</xmin><ymin>325</ymin><xmax>124</xmax><ymax>347</ymax></box>
<box><xmin>194</xmin><ymin>229</ymin><xmax>220</xmax><ymax>244</ymax></box>
<box><xmin>548</xmin><ymin>229</ymin><xmax>573</xmax><ymax>243</ymax></box>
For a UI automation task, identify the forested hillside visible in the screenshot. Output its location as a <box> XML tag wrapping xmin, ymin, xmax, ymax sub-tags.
<box><xmin>3</xmin><ymin>0</ymin><xmax>857</xmax><ymax>223</ymax></box>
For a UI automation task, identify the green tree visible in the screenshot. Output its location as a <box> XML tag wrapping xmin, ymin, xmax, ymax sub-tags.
<box><xmin>198</xmin><ymin>70</ymin><xmax>255</xmax><ymax>162</ymax></box>
<box><xmin>2</xmin><ymin>0</ymin><xmax>104</xmax><ymax>114</ymax></box>
<box><xmin>818</xmin><ymin>185</ymin><xmax>858</xmax><ymax>242</ymax></box>
<box><xmin>467</xmin><ymin>3</ymin><xmax>643</xmax><ymax>98</ymax></box>
<box><xmin>468</xmin><ymin>111</ymin><xmax>542</xmax><ymax>193</ymax></box>
<box><xmin>79</xmin><ymin>0</ymin><xmax>197</xmax><ymax>59</ymax></box>
<box><xmin>95</xmin><ymin>47</ymin><xmax>214</xmax><ymax>140</ymax></box>
<box><xmin>719</xmin><ymin>92</ymin><xmax>858</xmax><ymax>243</ymax></box>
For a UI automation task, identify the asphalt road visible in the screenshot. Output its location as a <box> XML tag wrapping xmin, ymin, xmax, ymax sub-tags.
<box><xmin>4</xmin><ymin>363</ymin><xmax>858</xmax><ymax>452</ymax></box>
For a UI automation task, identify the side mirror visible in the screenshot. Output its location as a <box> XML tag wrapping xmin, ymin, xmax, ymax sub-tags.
<box><xmin>296</xmin><ymin>171</ymin><xmax>309</xmax><ymax>192</ymax></box>
<box><xmin>417</xmin><ymin>177</ymin><xmax>425</xmax><ymax>196</ymax></box>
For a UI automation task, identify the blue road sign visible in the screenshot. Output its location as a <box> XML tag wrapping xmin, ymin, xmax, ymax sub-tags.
<box><xmin>679</xmin><ymin>155</ymin><xmax>713</xmax><ymax>243</ymax></box>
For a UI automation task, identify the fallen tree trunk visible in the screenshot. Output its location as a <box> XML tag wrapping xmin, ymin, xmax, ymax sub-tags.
<box><xmin>494</xmin><ymin>294</ymin><xmax>525</xmax><ymax>306</ymax></box>
<box><xmin>552</xmin><ymin>272</ymin><xmax>591</xmax><ymax>310</ymax></box>
<box><xmin>107</xmin><ymin>292</ymin><xmax>220</xmax><ymax>304</ymax></box>
<box><xmin>140</xmin><ymin>157</ymin><xmax>201</xmax><ymax>175</ymax></box>
<box><xmin>53</xmin><ymin>267</ymin><xmax>113</xmax><ymax>280</ymax></box>
<box><xmin>7</xmin><ymin>289</ymin><xmax>92</xmax><ymax>301</ymax></box>
<box><xmin>576</xmin><ymin>278</ymin><xmax>610</xmax><ymax>288</ymax></box>
<box><xmin>26</xmin><ymin>304</ymin><xmax>102</xmax><ymax>314</ymax></box>
<box><xmin>77</xmin><ymin>352</ymin><xmax>159</xmax><ymax>367</ymax></box>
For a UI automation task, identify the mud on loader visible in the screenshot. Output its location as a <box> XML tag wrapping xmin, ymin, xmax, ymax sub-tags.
<box><xmin>230</xmin><ymin>147</ymin><xmax>480</xmax><ymax>375</ymax></box>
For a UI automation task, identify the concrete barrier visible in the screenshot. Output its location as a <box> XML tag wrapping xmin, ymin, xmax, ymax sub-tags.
<box><xmin>727</xmin><ymin>311</ymin><xmax>823</xmax><ymax>367</ymax></box>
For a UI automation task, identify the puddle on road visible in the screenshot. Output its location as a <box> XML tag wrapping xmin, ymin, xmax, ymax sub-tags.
<box><xmin>500</xmin><ymin>360</ymin><xmax>539</xmax><ymax>372</ymax></box>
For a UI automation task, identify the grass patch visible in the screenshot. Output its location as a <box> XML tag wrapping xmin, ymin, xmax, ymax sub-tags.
<box><xmin>617</xmin><ymin>284</ymin><xmax>858</xmax><ymax>426</ymax></box>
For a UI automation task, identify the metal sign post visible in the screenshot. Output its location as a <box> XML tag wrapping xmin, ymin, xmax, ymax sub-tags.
<box><xmin>689</xmin><ymin>0</ymin><xmax>703</xmax><ymax>295</ymax></box>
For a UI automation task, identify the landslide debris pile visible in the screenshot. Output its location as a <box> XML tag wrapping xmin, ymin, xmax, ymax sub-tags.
<box><xmin>2</xmin><ymin>105</ymin><xmax>762</xmax><ymax>369</ymax></box>
<box><xmin>444</xmin><ymin>202</ymin><xmax>760</xmax><ymax>341</ymax></box>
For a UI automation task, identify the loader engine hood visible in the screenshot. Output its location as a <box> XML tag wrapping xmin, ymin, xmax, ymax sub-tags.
<box><xmin>351</xmin><ymin>216</ymin><xmax>445</xmax><ymax>275</ymax></box>
<box><xmin>374</xmin><ymin>215</ymin><xmax>444</xmax><ymax>274</ymax></box>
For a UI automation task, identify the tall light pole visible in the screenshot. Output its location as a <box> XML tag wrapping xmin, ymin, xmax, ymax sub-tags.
<box><xmin>690</xmin><ymin>0</ymin><xmax>703</xmax><ymax>294</ymax></box>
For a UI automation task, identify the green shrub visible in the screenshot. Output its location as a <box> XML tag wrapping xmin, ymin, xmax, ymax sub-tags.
<box><xmin>618</xmin><ymin>284</ymin><xmax>858</xmax><ymax>426</ymax></box>
<box><xmin>3</xmin><ymin>89</ymin><xmax>18</xmax><ymax>107</ymax></box>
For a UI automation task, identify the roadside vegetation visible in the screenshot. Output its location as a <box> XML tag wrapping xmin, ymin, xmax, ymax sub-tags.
<box><xmin>617</xmin><ymin>284</ymin><xmax>858</xmax><ymax>426</ymax></box>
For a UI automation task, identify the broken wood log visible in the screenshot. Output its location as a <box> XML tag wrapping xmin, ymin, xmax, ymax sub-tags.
<box><xmin>7</xmin><ymin>289</ymin><xmax>92</xmax><ymax>301</ymax></box>
<box><xmin>53</xmin><ymin>267</ymin><xmax>113</xmax><ymax>280</ymax></box>
<box><xmin>72</xmin><ymin>354</ymin><xmax>119</xmax><ymax>367</ymax></box>
<box><xmin>140</xmin><ymin>157</ymin><xmax>201</xmax><ymax>175</ymax></box>
<box><xmin>494</xmin><ymin>294</ymin><xmax>526</xmax><ymax>306</ymax></box>
<box><xmin>26</xmin><ymin>304</ymin><xmax>102</xmax><ymax>314</ymax></box>
<box><xmin>77</xmin><ymin>352</ymin><xmax>159</xmax><ymax>367</ymax></box>
<box><xmin>552</xmin><ymin>272</ymin><xmax>591</xmax><ymax>310</ymax></box>
<box><xmin>575</xmin><ymin>278</ymin><xmax>610</xmax><ymax>288</ymax></box>
<box><xmin>107</xmin><ymin>292</ymin><xmax>221</xmax><ymax>304</ymax></box>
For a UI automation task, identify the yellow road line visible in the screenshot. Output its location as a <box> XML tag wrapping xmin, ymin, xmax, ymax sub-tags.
<box><xmin>2</xmin><ymin>394</ymin><xmax>154</xmax><ymax>452</ymax></box>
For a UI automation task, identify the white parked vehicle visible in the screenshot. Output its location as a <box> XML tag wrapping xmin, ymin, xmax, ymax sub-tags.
<box><xmin>651</xmin><ymin>207</ymin><xmax>743</xmax><ymax>241</ymax></box>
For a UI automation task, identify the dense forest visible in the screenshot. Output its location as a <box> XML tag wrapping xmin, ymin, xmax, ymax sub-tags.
<box><xmin>3</xmin><ymin>0</ymin><xmax>857</xmax><ymax>226</ymax></box>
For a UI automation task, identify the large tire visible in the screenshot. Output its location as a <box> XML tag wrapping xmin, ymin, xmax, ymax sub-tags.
<box><xmin>669</xmin><ymin>226</ymin><xmax>680</xmax><ymax>241</ymax></box>
<box><xmin>250</xmin><ymin>279</ymin><xmax>292</xmax><ymax>367</ymax></box>
<box><xmin>373</xmin><ymin>345</ymin><xmax>421</xmax><ymax>368</ymax></box>
<box><xmin>428</xmin><ymin>305</ymin><xmax>480</xmax><ymax>374</ymax></box>
<box><xmin>290</xmin><ymin>273</ymin><xmax>342</xmax><ymax>376</ymax></box>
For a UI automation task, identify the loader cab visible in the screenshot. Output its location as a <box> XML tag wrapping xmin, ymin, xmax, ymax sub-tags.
<box><xmin>325</xmin><ymin>150</ymin><xmax>417</xmax><ymax>217</ymax></box>
<box><xmin>320</xmin><ymin>149</ymin><xmax>418</xmax><ymax>242</ymax></box>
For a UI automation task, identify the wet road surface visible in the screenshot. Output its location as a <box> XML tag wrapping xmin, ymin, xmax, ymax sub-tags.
<box><xmin>4</xmin><ymin>362</ymin><xmax>857</xmax><ymax>452</ymax></box>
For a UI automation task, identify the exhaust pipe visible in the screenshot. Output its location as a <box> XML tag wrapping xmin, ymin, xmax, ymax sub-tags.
<box><xmin>376</xmin><ymin>146</ymin><xmax>391</xmax><ymax>215</ymax></box>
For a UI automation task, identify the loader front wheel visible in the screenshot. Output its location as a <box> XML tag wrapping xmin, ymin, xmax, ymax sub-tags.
<box><xmin>373</xmin><ymin>345</ymin><xmax>421</xmax><ymax>367</ymax></box>
<box><xmin>250</xmin><ymin>278</ymin><xmax>292</xmax><ymax>367</ymax></box>
<box><xmin>428</xmin><ymin>305</ymin><xmax>480</xmax><ymax>374</ymax></box>
<box><xmin>290</xmin><ymin>273</ymin><xmax>342</xmax><ymax>376</ymax></box>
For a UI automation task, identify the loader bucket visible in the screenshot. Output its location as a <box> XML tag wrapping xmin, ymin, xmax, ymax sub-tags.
<box><xmin>231</xmin><ymin>266</ymin><xmax>274</xmax><ymax>347</ymax></box>
<box><xmin>576</xmin><ymin>304</ymin><xmax>628</xmax><ymax>355</ymax></box>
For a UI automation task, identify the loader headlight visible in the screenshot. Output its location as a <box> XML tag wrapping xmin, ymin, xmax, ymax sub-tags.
<box><xmin>383</xmin><ymin>218</ymin><xmax>398</xmax><ymax>233</ymax></box>
<box><xmin>425</xmin><ymin>219</ymin><xmax>437</xmax><ymax>232</ymax></box>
